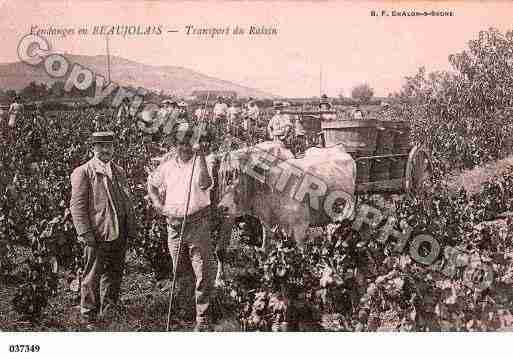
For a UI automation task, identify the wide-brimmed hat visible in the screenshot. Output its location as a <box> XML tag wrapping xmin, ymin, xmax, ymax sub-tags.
<box><xmin>172</xmin><ymin>122</ymin><xmax>212</xmax><ymax>145</ymax></box>
<box><xmin>90</xmin><ymin>131</ymin><xmax>115</xmax><ymax>144</ymax></box>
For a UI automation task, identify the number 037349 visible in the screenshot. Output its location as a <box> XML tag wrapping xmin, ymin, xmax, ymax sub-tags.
<box><xmin>8</xmin><ymin>344</ymin><xmax>40</xmax><ymax>353</ymax></box>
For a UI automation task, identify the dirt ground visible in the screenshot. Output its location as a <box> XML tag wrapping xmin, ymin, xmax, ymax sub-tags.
<box><xmin>0</xmin><ymin>247</ymin><xmax>348</xmax><ymax>332</ymax></box>
<box><xmin>0</xmin><ymin>250</ymin><xmax>217</xmax><ymax>332</ymax></box>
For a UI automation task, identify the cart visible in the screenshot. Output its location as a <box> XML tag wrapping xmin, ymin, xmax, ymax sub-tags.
<box><xmin>282</xmin><ymin>110</ymin><xmax>433</xmax><ymax>195</ymax></box>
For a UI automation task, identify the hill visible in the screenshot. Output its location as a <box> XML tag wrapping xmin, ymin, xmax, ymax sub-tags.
<box><xmin>0</xmin><ymin>54</ymin><xmax>276</xmax><ymax>99</ymax></box>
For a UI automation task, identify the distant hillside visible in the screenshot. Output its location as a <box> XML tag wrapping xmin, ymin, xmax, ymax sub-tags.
<box><xmin>0</xmin><ymin>54</ymin><xmax>276</xmax><ymax>99</ymax></box>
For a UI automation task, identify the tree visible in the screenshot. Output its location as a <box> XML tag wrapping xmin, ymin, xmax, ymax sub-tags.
<box><xmin>392</xmin><ymin>27</ymin><xmax>513</xmax><ymax>171</ymax></box>
<box><xmin>49</xmin><ymin>81</ymin><xmax>65</xmax><ymax>98</ymax></box>
<box><xmin>21</xmin><ymin>81</ymin><xmax>39</xmax><ymax>100</ymax></box>
<box><xmin>5</xmin><ymin>89</ymin><xmax>16</xmax><ymax>99</ymax></box>
<box><xmin>351</xmin><ymin>83</ymin><xmax>374</xmax><ymax>103</ymax></box>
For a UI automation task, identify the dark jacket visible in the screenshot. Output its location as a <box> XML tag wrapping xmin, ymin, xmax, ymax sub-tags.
<box><xmin>70</xmin><ymin>158</ymin><xmax>136</xmax><ymax>242</ymax></box>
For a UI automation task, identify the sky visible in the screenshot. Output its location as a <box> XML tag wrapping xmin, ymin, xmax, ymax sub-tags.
<box><xmin>0</xmin><ymin>0</ymin><xmax>512</xmax><ymax>97</ymax></box>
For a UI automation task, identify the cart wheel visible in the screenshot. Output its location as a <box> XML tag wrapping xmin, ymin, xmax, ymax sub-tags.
<box><xmin>405</xmin><ymin>145</ymin><xmax>432</xmax><ymax>194</ymax></box>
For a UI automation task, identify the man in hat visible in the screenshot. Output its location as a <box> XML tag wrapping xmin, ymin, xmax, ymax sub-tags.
<box><xmin>319</xmin><ymin>95</ymin><xmax>337</xmax><ymax>121</ymax></box>
<box><xmin>267</xmin><ymin>102</ymin><xmax>293</xmax><ymax>143</ymax></box>
<box><xmin>147</xmin><ymin>123</ymin><xmax>215</xmax><ymax>331</ymax></box>
<box><xmin>319</xmin><ymin>94</ymin><xmax>333</xmax><ymax>111</ymax></box>
<box><xmin>177</xmin><ymin>101</ymin><xmax>189</xmax><ymax>121</ymax></box>
<box><xmin>70</xmin><ymin>131</ymin><xmax>136</xmax><ymax>329</ymax></box>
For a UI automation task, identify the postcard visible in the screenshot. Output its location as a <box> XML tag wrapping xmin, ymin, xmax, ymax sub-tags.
<box><xmin>1</xmin><ymin>0</ymin><xmax>513</xmax><ymax>357</ymax></box>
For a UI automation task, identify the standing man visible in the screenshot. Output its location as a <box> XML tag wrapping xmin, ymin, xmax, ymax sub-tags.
<box><xmin>116</xmin><ymin>97</ymin><xmax>131</xmax><ymax>125</ymax></box>
<box><xmin>177</xmin><ymin>101</ymin><xmax>189</xmax><ymax>122</ymax></box>
<box><xmin>352</xmin><ymin>104</ymin><xmax>365</xmax><ymax>119</ymax></box>
<box><xmin>244</xmin><ymin>99</ymin><xmax>260</xmax><ymax>142</ymax></box>
<box><xmin>8</xmin><ymin>96</ymin><xmax>24</xmax><ymax>128</ymax></box>
<box><xmin>293</xmin><ymin>115</ymin><xmax>306</xmax><ymax>154</ymax></box>
<box><xmin>319</xmin><ymin>95</ymin><xmax>337</xmax><ymax>121</ymax></box>
<box><xmin>147</xmin><ymin>123</ymin><xmax>215</xmax><ymax>331</ymax></box>
<box><xmin>212</xmin><ymin>96</ymin><xmax>228</xmax><ymax>128</ymax></box>
<box><xmin>227</xmin><ymin>101</ymin><xmax>240</xmax><ymax>136</ymax></box>
<box><xmin>70</xmin><ymin>131</ymin><xmax>136</xmax><ymax>330</ymax></box>
<box><xmin>267</xmin><ymin>102</ymin><xmax>293</xmax><ymax>143</ymax></box>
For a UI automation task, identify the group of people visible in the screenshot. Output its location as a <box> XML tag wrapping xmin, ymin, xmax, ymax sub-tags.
<box><xmin>3</xmin><ymin>92</ymin><xmax>366</xmax><ymax>332</ymax></box>
<box><xmin>67</xmin><ymin>96</ymin><xmax>307</xmax><ymax>332</ymax></box>
<box><xmin>197</xmin><ymin>96</ymin><xmax>261</xmax><ymax>138</ymax></box>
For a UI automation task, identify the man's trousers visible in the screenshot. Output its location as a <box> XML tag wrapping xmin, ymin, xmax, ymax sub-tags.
<box><xmin>80</xmin><ymin>236</ymin><xmax>127</xmax><ymax>319</ymax></box>
<box><xmin>167</xmin><ymin>207</ymin><xmax>214</xmax><ymax>324</ymax></box>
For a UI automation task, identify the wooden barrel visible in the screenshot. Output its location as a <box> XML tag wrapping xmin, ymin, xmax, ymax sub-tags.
<box><xmin>370</xmin><ymin>121</ymin><xmax>397</xmax><ymax>182</ymax></box>
<box><xmin>321</xmin><ymin>119</ymin><xmax>378</xmax><ymax>153</ymax></box>
<box><xmin>392</xmin><ymin>121</ymin><xmax>412</xmax><ymax>152</ymax></box>
<box><xmin>375</xmin><ymin>121</ymin><xmax>396</xmax><ymax>154</ymax></box>
<box><xmin>370</xmin><ymin>158</ymin><xmax>390</xmax><ymax>182</ymax></box>
<box><xmin>321</xmin><ymin>119</ymin><xmax>378</xmax><ymax>184</ymax></box>
<box><xmin>355</xmin><ymin>157</ymin><xmax>372</xmax><ymax>184</ymax></box>
<box><xmin>390</xmin><ymin>121</ymin><xmax>412</xmax><ymax>179</ymax></box>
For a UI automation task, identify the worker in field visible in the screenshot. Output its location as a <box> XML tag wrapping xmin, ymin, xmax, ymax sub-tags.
<box><xmin>293</xmin><ymin>114</ymin><xmax>306</xmax><ymax>154</ymax></box>
<box><xmin>158</xmin><ymin>100</ymin><xmax>171</xmax><ymax>121</ymax></box>
<box><xmin>351</xmin><ymin>104</ymin><xmax>365</xmax><ymax>120</ymax></box>
<box><xmin>8</xmin><ymin>96</ymin><xmax>24</xmax><ymax>128</ymax></box>
<box><xmin>0</xmin><ymin>106</ymin><xmax>5</xmax><ymax>123</ymax></box>
<box><xmin>319</xmin><ymin>95</ymin><xmax>337</xmax><ymax>121</ymax></box>
<box><xmin>177</xmin><ymin>101</ymin><xmax>189</xmax><ymax>122</ymax></box>
<box><xmin>116</xmin><ymin>97</ymin><xmax>131</xmax><ymax>124</ymax></box>
<box><xmin>227</xmin><ymin>101</ymin><xmax>240</xmax><ymax>136</ymax></box>
<box><xmin>319</xmin><ymin>94</ymin><xmax>331</xmax><ymax>111</ymax></box>
<box><xmin>267</xmin><ymin>102</ymin><xmax>293</xmax><ymax>144</ymax></box>
<box><xmin>212</xmin><ymin>96</ymin><xmax>228</xmax><ymax>125</ymax></box>
<box><xmin>243</xmin><ymin>99</ymin><xmax>260</xmax><ymax>142</ymax></box>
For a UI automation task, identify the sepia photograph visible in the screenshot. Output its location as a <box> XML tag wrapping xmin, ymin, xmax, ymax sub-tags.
<box><xmin>1</xmin><ymin>1</ymin><xmax>513</xmax><ymax>353</ymax></box>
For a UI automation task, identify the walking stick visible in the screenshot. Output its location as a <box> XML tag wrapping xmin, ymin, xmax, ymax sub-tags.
<box><xmin>165</xmin><ymin>92</ymin><xmax>210</xmax><ymax>331</ymax></box>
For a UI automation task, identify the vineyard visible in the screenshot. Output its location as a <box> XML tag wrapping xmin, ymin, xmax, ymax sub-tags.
<box><xmin>0</xmin><ymin>103</ymin><xmax>512</xmax><ymax>332</ymax></box>
<box><xmin>1</xmin><ymin>27</ymin><xmax>513</xmax><ymax>332</ymax></box>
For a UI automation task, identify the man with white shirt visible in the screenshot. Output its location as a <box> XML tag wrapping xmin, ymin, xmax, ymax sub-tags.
<box><xmin>147</xmin><ymin>123</ymin><xmax>214</xmax><ymax>331</ymax></box>
<box><xmin>267</xmin><ymin>102</ymin><xmax>292</xmax><ymax>142</ymax></box>
<box><xmin>70</xmin><ymin>131</ymin><xmax>136</xmax><ymax>330</ymax></box>
<box><xmin>212</xmin><ymin>96</ymin><xmax>228</xmax><ymax>122</ymax></box>
<box><xmin>242</xmin><ymin>99</ymin><xmax>260</xmax><ymax>141</ymax></box>
<box><xmin>8</xmin><ymin>96</ymin><xmax>24</xmax><ymax>128</ymax></box>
